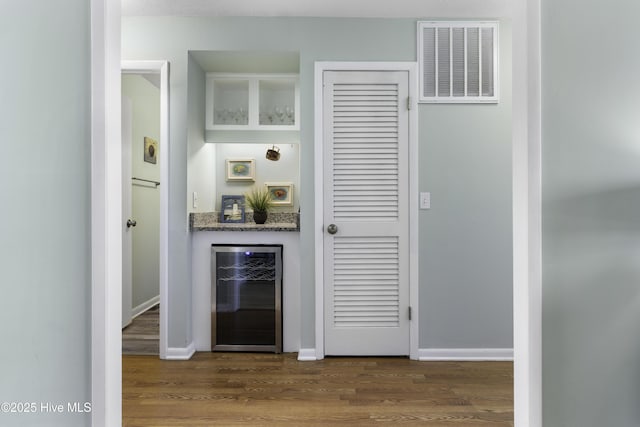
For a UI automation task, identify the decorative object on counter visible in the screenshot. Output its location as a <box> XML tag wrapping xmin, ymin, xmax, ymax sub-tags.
<box><xmin>245</xmin><ymin>187</ymin><xmax>273</xmax><ymax>224</ymax></box>
<box><xmin>144</xmin><ymin>136</ymin><xmax>158</xmax><ymax>164</ymax></box>
<box><xmin>265</xmin><ymin>145</ymin><xmax>281</xmax><ymax>161</ymax></box>
<box><xmin>226</xmin><ymin>158</ymin><xmax>255</xmax><ymax>182</ymax></box>
<box><xmin>220</xmin><ymin>195</ymin><xmax>245</xmax><ymax>223</ymax></box>
<box><xmin>265</xmin><ymin>182</ymin><xmax>294</xmax><ymax>206</ymax></box>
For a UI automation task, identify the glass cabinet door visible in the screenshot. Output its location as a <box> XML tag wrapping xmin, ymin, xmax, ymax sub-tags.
<box><xmin>258</xmin><ymin>79</ymin><xmax>296</xmax><ymax>127</ymax></box>
<box><xmin>206</xmin><ymin>74</ymin><xmax>299</xmax><ymax>131</ymax></box>
<box><xmin>211</xmin><ymin>79</ymin><xmax>249</xmax><ymax>126</ymax></box>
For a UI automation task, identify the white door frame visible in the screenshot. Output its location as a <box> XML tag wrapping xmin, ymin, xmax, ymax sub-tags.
<box><xmin>122</xmin><ymin>96</ymin><xmax>133</xmax><ymax>328</ymax></box>
<box><xmin>93</xmin><ymin>2</ymin><xmax>541</xmax><ymax>426</ymax></box>
<box><xmin>121</xmin><ymin>61</ymin><xmax>170</xmax><ymax>360</ymax></box>
<box><xmin>513</xmin><ymin>1</ymin><xmax>542</xmax><ymax>424</ymax></box>
<box><xmin>313</xmin><ymin>62</ymin><xmax>420</xmax><ymax>360</ymax></box>
<box><xmin>91</xmin><ymin>0</ymin><xmax>122</xmax><ymax>424</ymax></box>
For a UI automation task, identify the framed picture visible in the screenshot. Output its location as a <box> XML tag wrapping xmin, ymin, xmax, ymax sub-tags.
<box><xmin>220</xmin><ymin>195</ymin><xmax>245</xmax><ymax>223</ymax></box>
<box><xmin>144</xmin><ymin>137</ymin><xmax>158</xmax><ymax>164</ymax></box>
<box><xmin>226</xmin><ymin>158</ymin><xmax>255</xmax><ymax>182</ymax></box>
<box><xmin>265</xmin><ymin>182</ymin><xmax>294</xmax><ymax>206</ymax></box>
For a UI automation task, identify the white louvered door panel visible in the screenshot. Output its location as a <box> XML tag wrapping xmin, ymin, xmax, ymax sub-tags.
<box><xmin>323</xmin><ymin>71</ymin><xmax>410</xmax><ymax>356</ymax></box>
<box><xmin>333</xmin><ymin>237</ymin><xmax>400</xmax><ymax>328</ymax></box>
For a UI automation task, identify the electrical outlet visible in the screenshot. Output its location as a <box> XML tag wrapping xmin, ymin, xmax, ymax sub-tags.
<box><xmin>420</xmin><ymin>192</ymin><xmax>431</xmax><ymax>209</ymax></box>
<box><xmin>193</xmin><ymin>191</ymin><xmax>198</xmax><ymax>208</ymax></box>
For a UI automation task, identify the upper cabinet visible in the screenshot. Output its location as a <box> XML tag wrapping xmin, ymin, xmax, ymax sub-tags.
<box><xmin>206</xmin><ymin>73</ymin><xmax>300</xmax><ymax>131</ymax></box>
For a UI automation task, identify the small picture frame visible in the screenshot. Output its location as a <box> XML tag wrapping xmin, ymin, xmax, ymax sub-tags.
<box><xmin>144</xmin><ymin>137</ymin><xmax>158</xmax><ymax>164</ymax></box>
<box><xmin>220</xmin><ymin>195</ymin><xmax>245</xmax><ymax>223</ymax></box>
<box><xmin>226</xmin><ymin>158</ymin><xmax>255</xmax><ymax>182</ymax></box>
<box><xmin>265</xmin><ymin>182</ymin><xmax>294</xmax><ymax>206</ymax></box>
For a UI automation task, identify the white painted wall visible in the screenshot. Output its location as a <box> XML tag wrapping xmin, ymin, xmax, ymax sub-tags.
<box><xmin>215</xmin><ymin>143</ymin><xmax>300</xmax><ymax>212</ymax></box>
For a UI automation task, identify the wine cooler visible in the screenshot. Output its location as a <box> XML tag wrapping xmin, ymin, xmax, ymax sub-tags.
<box><xmin>211</xmin><ymin>244</ymin><xmax>282</xmax><ymax>353</ymax></box>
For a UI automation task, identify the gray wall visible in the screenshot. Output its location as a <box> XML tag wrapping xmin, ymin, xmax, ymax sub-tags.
<box><xmin>420</xmin><ymin>28</ymin><xmax>513</xmax><ymax>349</ymax></box>
<box><xmin>122</xmin><ymin>16</ymin><xmax>513</xmax><ymax>351</ymax></box>
<box><xmin>187</xmin><ymin>55</ymin><xmax>216</xmax><ymax>213</ymax></box>
<box><xmin>542</xmin><ymin>0</ymin><xmax>640</xmax><ymax>425</ymax></box>
<box><xmin>0</xmin><ymin>2</ymin><xmax>91</xmax><ymax>426</ymax></box>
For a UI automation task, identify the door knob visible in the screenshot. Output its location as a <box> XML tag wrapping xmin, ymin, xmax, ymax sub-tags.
<box><xmin>327</xmin><ymin>224</ymin><xmax>338</xmax><ymax>235</ymax></box>
<box><xmin>126</xmin><ymin>219</ymin><xmax>137</xmax><ymax>228</ymax></box>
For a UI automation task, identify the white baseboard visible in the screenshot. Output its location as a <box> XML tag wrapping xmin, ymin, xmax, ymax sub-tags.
<box><xmin>297</xmin><ymin>348</ymin><xmax>514</xmax><ymax>361</ymax></box>
<box><xmin>165</xmin><ymin>342</ymin><xmax>196</xmax><ymax>360</ymax></box>
<box><xmin>131</xmin><ymin>295</ymin><xmax>160</xmax><ymax>319</ymax></box>
<box><xmin>418</xmin><ymin>348</ymin><xmax>514</xmax><ymax>361</ymax></box>
<box><xmin>297</xmin><ymin>348</ymin><xmax>318</xmax><ymax>361</ymax></box>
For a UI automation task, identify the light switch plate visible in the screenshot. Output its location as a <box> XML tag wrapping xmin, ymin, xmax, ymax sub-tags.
<box><xmin>420</xmin><ymin>192</ymin><xmax>431</xmax><ymax>209</ymax></box>
<box><xmin>192</xmin><ymin>191</ymin><xmax>198</xmax><ymax>208</ymax></box>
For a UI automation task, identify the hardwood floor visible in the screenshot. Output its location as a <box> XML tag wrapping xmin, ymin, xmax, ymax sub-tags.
<box><xmin>122</xmin><ymin>305</ymin><xmax>159</xmax><ymax>355</ymax></box>
<box><xmin>123</xmin><ymin>352</ymin><xmax>513</xmax><ymax>426</ymax></box>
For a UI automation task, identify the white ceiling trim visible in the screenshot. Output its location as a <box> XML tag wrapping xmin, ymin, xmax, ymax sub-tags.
<box><xmin>122</xmin><ymin>0</ymin><xmax>512</xmax><ymax>18</ymax></box>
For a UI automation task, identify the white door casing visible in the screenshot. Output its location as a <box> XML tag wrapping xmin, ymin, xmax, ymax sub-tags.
<box><xmin>122</xmin><ymin>97</ymin><xmax>133</xmax><ymax>328</ymax></box>
<box><xmin>314</xmin><ymin>62</ymin><xmax>419</xmax><ymax>359</ymax></box>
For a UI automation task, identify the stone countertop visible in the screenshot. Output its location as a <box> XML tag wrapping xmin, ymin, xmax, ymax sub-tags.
<box><xmin>190</xmin><ymin>212</ymin><xmax>299</xmax><ymax>232</ymax></box>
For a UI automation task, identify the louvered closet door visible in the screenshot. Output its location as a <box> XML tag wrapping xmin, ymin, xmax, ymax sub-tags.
<box><xmin>323</xmin><ymin>70</ymin><xmax>410</xmax><ymax>356</ymax></box>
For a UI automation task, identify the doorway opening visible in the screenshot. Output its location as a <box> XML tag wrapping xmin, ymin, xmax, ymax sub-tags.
<box><xmin>121</xmin><ymin>70</ymin><xmax>161</xmax><ymax>355</ymax></box>
<box><xmin>121</xmin><ymin>61</ymin><xmax>170</xmax><ymax>359</ymax></box>
<box><xmin>92</xmin><ymin>5</ymin><xmax>540</xmax><ymax>425</ymax></box>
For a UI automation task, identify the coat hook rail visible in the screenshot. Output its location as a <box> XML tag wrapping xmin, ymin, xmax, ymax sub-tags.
<box><xmin>132</xmin><ymin>177</ymin><xmax>160</xmax><ymax>187</ymax></box>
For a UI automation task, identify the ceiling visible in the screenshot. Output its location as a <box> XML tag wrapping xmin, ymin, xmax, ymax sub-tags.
<box><xmin>121</xmin><ymin>0</ymin><xmax>511</xmax><ymax>18</ymax></box>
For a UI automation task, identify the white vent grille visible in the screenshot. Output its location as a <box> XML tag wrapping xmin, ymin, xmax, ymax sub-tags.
<box><xmin>418</xmin><ymin>21</ymin><xmax>499</xmax><ymax>103</ymax></box>
<box><xmin>331</xmin><ymin>83</ymin><xmax>400</xmax><ymax>221</ymax></box>
<box><xmin>333</xmin><ymin>237</ymin><xmax>400</xmax><ymax>328</ymax></box>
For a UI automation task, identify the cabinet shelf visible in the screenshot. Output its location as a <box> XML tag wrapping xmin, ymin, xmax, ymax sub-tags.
<box><xmin>216</xmin><ymin>257</ymin><xmax>277</xmax><ymax>281</ymax></box>
<box><xmin>206</xmin><ymin>73</ymin><xmax>300</xmax><ymax>132</ymax></box>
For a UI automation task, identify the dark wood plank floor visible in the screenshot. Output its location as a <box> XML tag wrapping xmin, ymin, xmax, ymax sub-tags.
<box><xmin>123</xmin><ymin>352</ymin><xmax>513</xmax><ymax>426</ymax></box>
<box><xmin>122</xmin><ymin>305</ymin><xmax>159</xmax><ymax>355</ymax></box>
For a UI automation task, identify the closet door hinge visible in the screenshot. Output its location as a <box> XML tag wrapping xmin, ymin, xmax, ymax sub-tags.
<box><xmin>407</xmin><ymin>96</ymin><xmax>412</xmax><ymax>110</ymax></box>
<box><xmin>408</xmin><ymin>306</ymin><xmax>412</xmax><ymax>320</ymax></box>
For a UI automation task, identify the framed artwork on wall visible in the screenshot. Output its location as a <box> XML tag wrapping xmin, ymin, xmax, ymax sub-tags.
<box><xmin>265</xmin><ymin>182</ymin><xmax>293</xmax><ymax>206</ymax></box>
<box><xmin>144</xmin><ymin>136</ymin><xmax>158</xmax><ymax>164</ymax></box>
<box><xmin>220</xmin><ymin>195</ymin><xmax>245</xmax><ymax>223</ymax></box>
<box><xmin>226</xmin><ymin>158</ymin><xmax>255</xmax><ymax>182</ymax></box>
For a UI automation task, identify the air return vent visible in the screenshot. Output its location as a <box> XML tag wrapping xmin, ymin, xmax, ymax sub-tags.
<box><xmin>418</xmin><ymin>21</ymin><xmax>499</xmax><ymax>103</ymax></box>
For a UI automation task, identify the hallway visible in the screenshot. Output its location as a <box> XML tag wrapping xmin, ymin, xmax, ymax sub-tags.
<box><xmin>122</xmin><ymin>305</ymin><xmax>159</xmax><ymax>355</ymax></box>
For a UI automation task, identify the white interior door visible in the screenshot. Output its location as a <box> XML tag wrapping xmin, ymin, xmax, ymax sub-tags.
<box><xmin>323</xmin><ymin>70</ymin><xmax>410</xmax><ymax>356</ymax></box>
<box><xmin>122</xmin><ymin>96</ymin><xmax>133</xmax><ymax>329</ymax></box>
